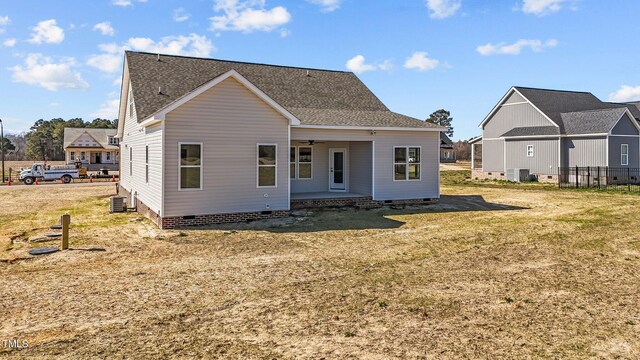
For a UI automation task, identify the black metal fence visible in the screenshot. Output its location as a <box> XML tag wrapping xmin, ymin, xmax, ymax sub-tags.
<box><xmin>558</xmin><ymin>166</ymin><xmax>640</xmax><ymax>192</ymax></box>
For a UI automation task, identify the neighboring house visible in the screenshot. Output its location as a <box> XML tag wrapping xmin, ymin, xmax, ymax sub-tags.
<box><xmin>440</xmin><ymin>133</ymin><xmax>455</xmax><ymax>163</ymax></box>
<box><xmin>63</xmin><ymin>128</ymin><xmax>120</xmax><ymax>171</ymax></box>
<box><xmin>116</xmin><ymin>51</ymin><xmax>443</xmax><ymax>229</ymax></box>
<box><xmin>471</xmin><ymin>87</ymin><xmax>640</xmax><ymax>182</ymax></box>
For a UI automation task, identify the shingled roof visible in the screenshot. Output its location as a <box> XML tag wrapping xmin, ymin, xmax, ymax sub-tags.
<box><xmin>492</xmin><ymin>87</ymin><xmax>640</xmax><ymax>136</ymax></box>
<box><xmin>125</xmin><ymin>51</ymin><xmax>440</xmax><ymax>129</ymax></box>
<box><xmin>63</xmin><ymin>128</ymin><xmax>118</xmax><ymax>149</ymax></box>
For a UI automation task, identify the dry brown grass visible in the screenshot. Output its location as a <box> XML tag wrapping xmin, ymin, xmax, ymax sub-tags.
<box><xmin>1</xmin><ymin>183</ymin><xmax>640</xmax><ymax>358</ymax></box>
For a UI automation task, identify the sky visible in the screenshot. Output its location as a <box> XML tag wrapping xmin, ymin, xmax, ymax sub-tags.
<box><xmin>1</xmin><ymin>0</ymin><xmax>640</xmax><ymax>140</ymax></box>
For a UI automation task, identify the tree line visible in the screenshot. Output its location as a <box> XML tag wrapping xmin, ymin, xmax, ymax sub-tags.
<box><xmin>2</xmin><ymin>118</ymin><xmax>117</xmax><ymax>161</ymax></box>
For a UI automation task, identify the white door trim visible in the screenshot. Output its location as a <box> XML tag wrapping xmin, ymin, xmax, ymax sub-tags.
<box><xmin>329</xmin><ymin>148</ymin><xmax>347</xmax><ymax>192</ymax></box>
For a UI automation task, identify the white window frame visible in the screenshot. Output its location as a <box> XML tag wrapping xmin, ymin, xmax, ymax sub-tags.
<box><xmin>621</xmin><ymin>144</ymin><xmax>629</xmax><ymax>166</ymax></box>
<box><xmin>527</xmin><ymin>145</ymin><xmax>534</xmax><ymax>157</ymax></box>
<box><xmin>393</xmin><ymin>146</ymin><xmax>422</xmax><ymax>182</ymax></box>
<box><xmin>106</xmin><ymin>152</ymin><xmax>111</xmax><ymax>161</ymax></box>
<box><xmin>178</xmin><ymin>142</ymin><xmax>203</xmax><ymax>191</ymax></box>
<box><xmin>257</xmin><ymin>143</ymin><xmax>278</xmax><ymax>188</ymax></box>
<box><xmin>290</xmin><ymin>146</ymin><xmax>313</xmax><ymax>180</ymax></box>
<box><xmin>70</xmin><ymin>151</ymin><xmax>75</xmax><ymax>162</ymax></box>
<box><xmin>145</xmin><ymin>145</ymin><xmax>149</xmax><ymax>184</ymax></box>
<box><xmin>81</xmin><ymin>151</ymin><xmax>86</xmax><ymax>161</ymax></box>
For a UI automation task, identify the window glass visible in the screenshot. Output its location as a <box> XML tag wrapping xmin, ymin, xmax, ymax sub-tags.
<box><xmin>258</xmin><ymin>145</ymin><xmax>277</xmax><ymax>187</ymax></box>
<box><xmin>298</xmin><ymin>147</ymin><xmax>312</xmax><ymax>179</ymax></box>
<box><xmin>395</xmin><ymin>164</ymin><xmax>407</xmax><ymax>181</ymax></box>
<box><xmin>395</xmin><ymin>147</ymin><xmax>406</xmax><ymax>163</ymax></box>
<box><xmin>394</xmin><ymin>146</ymin><xmax>420</xmax><ymax>180</ymax></box>
<box><xmin>180</xmin><ymin>144</ymin><xmax>201</xmax><ymax>189</ymax></box>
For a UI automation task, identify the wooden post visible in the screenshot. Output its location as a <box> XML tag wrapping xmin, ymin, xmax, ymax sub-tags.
<box><xmin>61</xmin><ymin>213</ymin><xmax>70</xmax><ymax>250</ymax></box>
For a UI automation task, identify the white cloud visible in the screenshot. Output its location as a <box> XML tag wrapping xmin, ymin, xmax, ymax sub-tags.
<box><xmin>476</xmin><ymin>39</ymin><xmax>558</xmax><ymax>56</ymax></box>
<box><xmin>126</xmin><ymin>33</ymin><xmax>215</xmax><ymax>57</ymax></box>
<box><xmin>426</xmin><ymin>0</ymin><xmax>462</xmax><ymax>19</ymax></box>
<box><xmin>346</xmin><ymin>55</ymin><xmax>377</xmax><ymax>74</ymax></box>
<box><xmin>521</xmin><ymin>0</ymin><xmax>575</xmax><ymax>16</ymax></box>
<box><xmin>87</xmin><ymin>53</ymin><xmax>122</xmax><ymax>73</ymax></box>
<box><xmin>10</xmin><ymin>53</ymin><xmax>89</xmax><ymax>91</ymax></box>
<box><xmin>210</xmin><ymin>0</ymin><xmax>291</xmax><ymax>33</ymax></box>
<box><xmin>28</xmin><ymin>19</ymin><xmax>65</xmax><ymax>44</ymax></box>
<box><xmin>609</xmin><ymin>86</ymin><xmax>640</xmax><ymax>103</ymax></box>
<box><xmin>112</xmin><ymin>0</ymin><xmax>132</xmax><ymax>6</ymax></box>
<box><xmin>93</xmin><ymin>21</ymin><xmax>115</xmax><ymax>36</ymax></box>
<box><xmin>279</xmin><ymin>28</ymin><xmax>291</xmax><ymax>37</ymax></box>
<box><xmin>404</xmin><ymin>52</ymin><xmax>440</xmax><ymax>71</ymax></box>
<box><xmin>173</xmin><ymin>8</ymin><xmax>191</xmax><ymax>22</ymax></box>
<box><xmin>3</xmin><ymin>38</ymin><xmax>16</xmax><ymax>47</ymax></box>
<box><xmin>91</xmin><ymin>97</ymin><xmax>120</xmax><ymax>119</ymax></box>
<box><xmin>306</xmin><ymin>0</ymin><xmax>341</xmax><ymax>12</ymax></box>
<box><xmin>87</xmin><ymin>33</ymin><xmax>215</xmax><ymax>73</ymax></box>
<box><xmin>0</xmin><ymin>15</ymin><xmax>9</xmax><ymax>34</ymax></box>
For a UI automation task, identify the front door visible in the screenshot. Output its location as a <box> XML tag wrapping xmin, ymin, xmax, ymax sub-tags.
<box><xmin>329</xmin><ymin>148</ymin><xmax>346</xmax><ymax>191</ymax></box>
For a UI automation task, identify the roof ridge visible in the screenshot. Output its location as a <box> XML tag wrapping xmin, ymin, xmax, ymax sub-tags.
<box><xmin>514</xmin><ymin>86</ymin><xmax>594</xmax><ymax>95</ymax></box>
<box><xmin>126</xmin><ymin>50</ymin><xmax>353</xmax><ymax>74</ymax></box>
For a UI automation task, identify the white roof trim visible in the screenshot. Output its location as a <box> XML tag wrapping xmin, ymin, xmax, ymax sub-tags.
<box><xmin>468</xmin><ymin>136</ymin><xmax>482</xmax><ymax>144</ymax></box>
<box><xmin>608</xmin><ymin>108</ymin><xmax>640</xmax><ymax>135</ymax></box>
<box><xmin>479</xmin><ymin>87</ymin><xmax>559</xmax><ymax>129</ymax></box>
<box><xmin>292</xmin><ymin>124</ymin><xmax>443</xmax><ymax>132</ymax></box>
<box><xmin>143</xmin><ymin>69</ymin><xmax>301</xmax><ymax>126</ymax></box>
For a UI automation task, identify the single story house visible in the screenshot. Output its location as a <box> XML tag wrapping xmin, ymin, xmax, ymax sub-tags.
<box><xmin>116</xmin><ymin>51</ymin><xmax>444</xmax><ymax>229</ymax></box>
<box><xmin>470</xmin><ymin>86</ymin><xmax>640</xmax><ymax>182</ymax></box>
<box><xmin>440</xmin><ymin>133</ymin><xmax>455</xmax><ymax>163</ymax></box>
<box><xmin>63</xmin><ymin>128</ymin><xmax>119</xmax><ymax>171</ymax></box>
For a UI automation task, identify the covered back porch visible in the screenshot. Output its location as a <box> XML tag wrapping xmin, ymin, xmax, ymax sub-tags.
<box><xmin>290</xmin><ymin>140</ymin><xmax>373</xmax><ymax>206</ymax></box>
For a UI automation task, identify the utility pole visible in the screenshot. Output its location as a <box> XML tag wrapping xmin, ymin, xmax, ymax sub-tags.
<box><xmin>0</xmin><ymin>119</ymin><xmax>4</xmax><ymax>183</ymax></box>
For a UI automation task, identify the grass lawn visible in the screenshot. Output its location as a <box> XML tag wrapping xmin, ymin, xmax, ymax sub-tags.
<box><xmin>1</xmin><ymin>175</ymin><xmax>640</xmax><ymax>358</ymax></box>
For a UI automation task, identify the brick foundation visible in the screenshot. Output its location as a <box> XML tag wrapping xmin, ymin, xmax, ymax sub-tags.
<box><xmin>117</xmin><ymin>185</ymin><xmax>437</xmax><ymax>229</ymax></box>
<box><xmin>291</xmin><ymin>196</ymin><xmax>375</xmax><ymax>209</ymax></box>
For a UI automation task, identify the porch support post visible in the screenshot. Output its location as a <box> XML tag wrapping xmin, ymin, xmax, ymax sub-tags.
<box><xmin>471</xmin><ymin>143</ymin><xmax>475</xmax><ymax>170</ymax></box>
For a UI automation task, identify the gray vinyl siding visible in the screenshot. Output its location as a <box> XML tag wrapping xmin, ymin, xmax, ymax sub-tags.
<box><xmin>504</xmin><ymin>91</ymin><xmax>525</xmax><ymax>104</ymax></box>
<box><xmin>481</xmin><ymin>139</ymin><xmax>504</xmax><ymax>172</ymax></box>
<box><xmin>120</xmin><ymin>83</ymin><xmax>163</xmax><ymax>214</ymax></box>
<box><xmin>163</xmin><ymin>77</ymin><xmax>290</xmax><ymax>217</ymax></box>
<box><xmin>505</xmin><ymin>138</ymin><xmax>559</xmax><ymax>175</ymax></box>
<box><xmin>563</xmin><ymin>137</ymin><xmax>607</xmax><ymax>167</ymax></box>
<box><xmin>611</xmin><ymin>114</ymin><xmax>639</xmax><ymax>135</ymax></box>
<box><xmin>291</xmin><ymin>128</ymin><xmax>439</xmax><ymax>200</ymax></box>
<box><xmin>349</xmin><ymin>141</ymin><xmax>373</xmax><ymax>195</ymax></box>
<box><xmin>483</xmin><ymin>102</ymin><xmax>553</xmax><ymax>138</ymax></box>
<box><xmin>609</xmin><ymin>136</ymin><xmax>640</xmax><ymax>167</ymax></box>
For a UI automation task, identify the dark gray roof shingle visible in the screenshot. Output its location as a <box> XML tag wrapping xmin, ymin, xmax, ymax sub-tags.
<box><xmin>126</xmin><ymin>51</ymin><xmax>438</xmax><ymax>129</ymax></box>
<box><xmin>560</xmin><ymin>107</ymin><xmax>628</xmax><ymax>135</ymax></box>
<box><xmin>440</xmin><ymin>132</ymin><xmax>453</xmax><ymax>146</ymax></box>
<box><xmin>500</xmin><ymin>126</ymin><xmax>560</xmax><ymax>137</ymax></box>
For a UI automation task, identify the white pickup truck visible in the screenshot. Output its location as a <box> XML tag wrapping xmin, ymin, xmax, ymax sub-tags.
<box><xmin>19</xmin><ymin>163</ymin><xmax>80</xmax><ymax>185</ymax></box>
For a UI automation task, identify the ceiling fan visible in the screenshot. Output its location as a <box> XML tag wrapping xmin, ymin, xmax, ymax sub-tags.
<box><xmin>297</xmin><ymin>140</ymin><xmax>326</xmax><ymax>145</ymax></box>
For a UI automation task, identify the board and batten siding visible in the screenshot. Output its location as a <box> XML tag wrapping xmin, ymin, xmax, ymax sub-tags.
<box><xmin>483</xmin><ymin>102</ymin><xmax>553</xmax><ymax>138</ymax></box>
<box><xmin>562</xmin><ymin>137</ymin><xmax>607</xmax><ymax>167</ymax></box>
<box><xmin>290</xmin><ymin>128</ymin><xmax>439</xmax><ymax>200</ymax></box>
<box><xmin>163</xmin><ymin>77</ymin><xmax>290</xmax><ymax>217</ymax></box>
<box><xmin>505</xmin><ymin>138</ymin><xmax>559</xmax><ymax>175</ymax></box>
<box><xmin>609</xmin><ymin>136</ymin><xmax>640</xmax><ymax>167</ymax></box>
<box><xmin>611</xmin><ymin>114</ymin><xmax>639</xmax><ymax>135</ymax></box>
<box><xmin>481</xmin><ymin>139</ymin><xmax>505</xmax><ymax>172</ymax></box>
<box><xmin>503</xmin><ymin>91</ymin><xmax>526</xmax><ymax>104</ymax></box>
<box><xmin>120</xmin><ymin>84</ymin><xmax>163</xmax><ymax>214</ymax></box>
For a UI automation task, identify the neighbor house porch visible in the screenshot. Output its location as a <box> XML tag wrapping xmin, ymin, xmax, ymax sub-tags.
<box><xmin>65</xmin><ymin>148</ymin><xmax>119</xmax><ymax>171</ymax></box>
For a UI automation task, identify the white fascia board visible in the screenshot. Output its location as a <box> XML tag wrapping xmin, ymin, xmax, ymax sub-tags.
<box><xmin>608</xmin><ymin>109</ymin><xmax>640</xmax><ymax>135</ymax></box>
<box><xmin>142</xmin><ymin>70</ymin><xmax>301</xmax><ymax>126</ymax></box>
<box><xmin>501</xmin><ymin>133</ymin><xmax>609</xmax><ymax>140</ymax></box>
